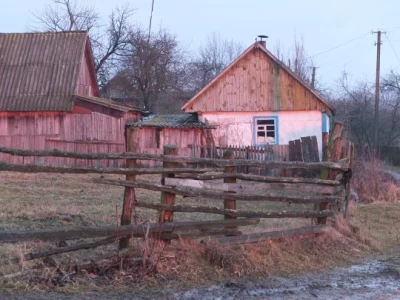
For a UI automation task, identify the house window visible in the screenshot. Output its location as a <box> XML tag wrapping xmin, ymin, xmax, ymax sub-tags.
<box><xmin>254</xmin><ymin>117</ymin><xmax>278</xmax><ymax>145</ymax></box>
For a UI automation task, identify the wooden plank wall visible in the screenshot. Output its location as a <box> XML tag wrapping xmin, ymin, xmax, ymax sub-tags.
<box><xmin>135</xmin><ymin>127</ymin><xmax>203</xmax><ymax>167</ymax></box>
<box><xmin>0</xmin><ymin>111</ymin><xmax>141</xmax><ymax>167</ymax></box>
<box><xmin>186</xmin><ymin>47</ymin><xmax>330</xmax><ymax>113</ymax></box>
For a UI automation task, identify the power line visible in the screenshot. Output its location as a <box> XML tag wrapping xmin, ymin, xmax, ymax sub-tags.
<box><xmin>309</xmin><ymin>32</ymin><xmax>370</xmax><ymax>58</ymax></box>
<box><xmin>385</xmin><ymin>33</ymin><xmax>400</xmax><ymax>66</ymax></box>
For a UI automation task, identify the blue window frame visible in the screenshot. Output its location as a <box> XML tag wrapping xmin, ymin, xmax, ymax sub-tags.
<box><xmin>322</xmin><ymin>113</ymin><xmax>329</xmax><ymax>133</ymax></box>
<box><xmin>253</xmin><ymin>116</ymin><xmax>279</xmax><ymax>146</ymax></box>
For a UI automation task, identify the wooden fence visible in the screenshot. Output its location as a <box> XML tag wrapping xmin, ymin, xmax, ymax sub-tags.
<box><xmin>0</xmin><ymin>122</ymin><xmax>353</xmax><ymax>262</ymax></box>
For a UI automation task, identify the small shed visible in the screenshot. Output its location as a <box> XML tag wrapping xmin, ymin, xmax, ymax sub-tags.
<box><xmin>0</xmin><ymin>31</ymin><xmax>142</xmax><ymax>166</ymax></box>
<box><xmin>182</xmin><ymin>40</ymin><xmax>335</xmax><ymax>157</ymax></box>
<box><xmin>127</xmin><ymin>114</ymin><xmax>215</xmax><ymax>166</ymax></box>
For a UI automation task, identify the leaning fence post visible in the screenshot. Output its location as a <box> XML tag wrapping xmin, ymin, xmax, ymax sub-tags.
<box><xmin>223</xmin><ymin>150</ymin><xmax>236</xmax><ymax>219</ymax></box>
<box><xmin>343</xmin><ymin>143</ymin><xmax>355</xmax><ymax>219</ymax></box>
<box><xmin>119</xmin><ymin>126</ymin><xmax>138</xmax><ymax>249</ymax></box>
<box><xmin>318</xmin><ymin>122</ymin><xmax>344</xmax><ymax>225</ymax></box>
<box><xmin>159</xmin><ymin>145</ymin><xmax>178</xmax><ymax>224</ymax></box>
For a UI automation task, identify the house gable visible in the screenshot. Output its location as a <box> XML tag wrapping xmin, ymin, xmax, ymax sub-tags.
<box><xmin>182</xmin><ymin>43</ymin><xmax>334</xmax><ymax>115</ymax></box>
<box><xmin>75</xmin><ymin>38</ymin><xmax>100</xmax><ymax>97</ymax></box>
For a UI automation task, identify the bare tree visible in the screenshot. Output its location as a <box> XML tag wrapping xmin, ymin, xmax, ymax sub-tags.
<box><xmin>332</xmin><ymin>70</ymin><xmax>400</xmax><ymax>150</ymax></box>
<box><xmin>274</xmin><ymin>35</ymin><xmax>314</xmax><ymax>85</ymax></box>
<box><xmin>381</xmin><ymin>71</ymin><xmax>400</xmax><ymax>146</ymax></box>
<box><xmin>111</xmin><ymin>28</ymin><xmax>185</xmax><ymax>112</ymax></box>
<box><xmin>31</xmin><ymin>0</ymin><xmax>133</xmax><ymax>83</ymax></box>
<box><xmin>187</xmin><ymin>33</ymin><xmax>243</xmax><ymax>93</ymax></box>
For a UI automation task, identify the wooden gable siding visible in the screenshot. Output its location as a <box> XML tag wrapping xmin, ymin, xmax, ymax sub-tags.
<box><xmin>75</xmin><ymin>43</ymin><xmax>98</xmax><ymax>97</ymax></box>
<box><xmin>185</xmin><ymin>48</ymin><xmax>330</xmax><ymax>114</ymax></box>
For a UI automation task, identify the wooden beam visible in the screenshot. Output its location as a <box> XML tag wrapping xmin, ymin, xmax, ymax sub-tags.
<box><xmin>213</xmin><ymin>225</ymin><xmax>331</xmax><ymax>245</ymax></box>
<box><xmin>120</xmin><ymin>127</ymin><xmax>137</xmax><ymax>249</ymax></box>
<box><xmin>24</xmin><ymin>237</ymin><xmax>119</xmax><ymax>261</ymax></box>
<box><xmin>159</xmin><ymin>145</ymin><xmax>178</xmax><ymax>224</ymax></box>
<box><xmin>175</xmin><ymin>172</ymin><xmax>341</xmax><ymax>186</ymax></box>
<box><xmin>134</xmin><ymin>202</ymin><xmax>334</xmax><ymax>219</ymax></box>
<box><xmin>0</xmin><ymin>219</ymin><xmax>260</xmax><ymax>243</ymax></box>
<box><xmin>344</xmin><ymin>143</ymin><xmax>355</xmax><ymax>219</ymax></box>
<box><xmin>95</xmin><ymin>178</ymin><xmax>339</xmax><ymax>204</ymax></box>
<box><xmin>0</xmin><ymin>163</ymin><xmax>220</xmax><ymax>175</ymax></box>
<box><xmin>223</xmin><ymin>150</ymin><xmax>236</xmax><ymax>220</ymax></box>
<box><xmin>319</xmin><ymin>122</ymin><xmax>345</xmax><ymax>224</ymax></box>
<box><xmin>22</xmin><ymin>229</ymin><xmax>242</xmax><ymax>261</ymax></box>
<box><xmin>164</xmin><ymin>178</ymin><xmax>340</xmax><ymax>195</ymax></box>
<box><xmin>0</xmin><ymin>147</ymin><xmax>349</xmax><ymax>170</ymax></box>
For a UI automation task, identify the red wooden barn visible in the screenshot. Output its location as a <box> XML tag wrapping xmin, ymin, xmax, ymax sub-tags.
<box><xmin>0</xmin><ymin>31</ymin><xmax>143</xmax><ymax>166</ymax></box>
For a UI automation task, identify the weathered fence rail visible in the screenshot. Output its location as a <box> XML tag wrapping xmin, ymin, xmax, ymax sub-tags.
<box><xmin>0</xmin><ymin>146</ymin><xmax>349</xmax><ymax>169</ymax></box>
<box><xmin>0</xmin><ymin>122</ymin><xmax>354</xmax><ymax>264</ymax></box>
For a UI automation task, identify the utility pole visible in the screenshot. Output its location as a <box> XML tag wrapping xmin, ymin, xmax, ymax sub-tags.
<box><xmin>373</xmin><ymin>30</ymin><xmax>384</xmax><ymax>150</ymax></box>
<box><xmin>311</xmin><ymin>66</ymin><xmax>317</xmax><ymax>89</ymax></box>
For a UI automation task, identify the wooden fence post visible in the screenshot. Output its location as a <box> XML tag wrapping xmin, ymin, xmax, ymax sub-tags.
<box><xmin>343</xmin><ymin>143</ymin><xmax>355</xmax><ymax>219</ymax></box>
<box><xmin>119</xmin><ymin>127</ymin><xmax>138</xmax><ymax>249</ymax></box>
<box><xmin>159</xmin><ymin>145</ymin><xmax>178</xmax><ymax>223</ymax></box>
<box><xmin>318</xmin><ymin>122</ymin><xmax>344</xmax><ymax>225</ymax></box>
<box><xmin>223</xmin><ymin>150</ymin><xmax>236</xmax><ymax>219</ymax></box>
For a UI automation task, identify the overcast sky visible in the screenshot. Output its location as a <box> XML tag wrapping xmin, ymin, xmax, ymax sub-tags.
<box><xmin>1</xmin><ymin>0</ymin><xmax>400</xmax><ymax>90</ymax></box>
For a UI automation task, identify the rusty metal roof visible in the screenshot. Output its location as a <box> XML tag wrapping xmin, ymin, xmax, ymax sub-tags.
<box><xmin>128</xmin><ymin>114</ymin><xmax>210</xmax><ymax>128</ymax></box>
<box><xmin>0</xmin><ymin>31</ymin><xmax>88</xmax><ymax>111</ymax></box>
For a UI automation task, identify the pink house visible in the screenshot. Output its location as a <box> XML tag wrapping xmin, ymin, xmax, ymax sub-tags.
<box><xmin>182</xmin><ymin>40</ymin><xmax>335</xmax><ymax>156</ymax></box>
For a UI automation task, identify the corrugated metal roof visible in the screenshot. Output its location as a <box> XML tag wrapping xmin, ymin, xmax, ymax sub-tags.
<box><xmin>128</xmin><ymin>114</ymin><xmax>209</xmax><ymax>128</ymax></box>
<box><xmin>0</xmin><ymin>31</ymin><xmax>88</xmax><ymax>111</ymax></box>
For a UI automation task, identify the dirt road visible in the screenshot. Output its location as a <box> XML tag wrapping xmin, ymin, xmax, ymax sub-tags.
<box><xmin>168</xmin><ymin>256</ymin><xmax>400</xmax><ymax>299</ymax></box>
<box><xmin>2</xmin><ymin>254</ymin><xmax>399</xmax><ymax>300</ymax></box>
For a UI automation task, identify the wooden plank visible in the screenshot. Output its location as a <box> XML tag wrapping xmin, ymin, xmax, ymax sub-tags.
<box><xmin>164</xmin><ymin>178</ymin><xmax>339</xmax><ymax>194</ymax></box>
<box><xmin>213</xmin><ymin>225</ymin><xmax>331</xmax><ymax>245</ymax></box>
<box><xmin>343</xmin><ymin>143</ymin><xmax>355</xmax><ymax>219</ymax></box>
<box><xmin>0</xmin><ymin>219</ymin><xmax>260</xmax><ymax>243</ymax></box>
<box><xmin>160</xmin><ymin>145</ymin><xmax>178</xmax><ymax>224</ymax></box>
<box><xmin>223</xmin><ymin>150</ymin><xmax>236</xmax><ymax>220</ymax></box>
<box><xmin>288</xmin><ymin>141</ymin><xmax>295</xmax><ymax>162</ymax></box>
<box><xmin>0</xmin><ymin>163</ymin><xmax>220</xmax><ymax>175</ymax></box>
<box><xmin>120</xmin><ymin>127</ymin><xmax>137</xmax><ymax>249</ymax></box>
<box><xmin>311</xmin><ymin>136</ymin><xmax>320</xmax><ymax>162</ymax></box>
<box><xmin>0</xmin><ymin>147</ymin><xmax>349</xmax><ymax>170</ymax></box>
<box><xmin>318</xmin><ymin>122</ymin><xmax>344</xmax><ymax>224</ymax></box>
<box><xmin>22</xmin><ymin>229</ymin><xmax>242</xmax><ymax>261</ymax></box>
<box><xmin>294</xmin><ymin>139</ymin><xmax>302</xmax><ymax>161</ymax></box>
<box><xmin>301</xmin><ymin>137</ymin><xmax>310</xmax><ymax>162</ymax></box>
<box><xmin>174</xmin><ymin>173</ymin><xmax>341</xmax><ymax>186</ymax></box>
<box><xmin>24</xmin><ymin>237</ymin><xmax>119</xmax><ymax>261</ymax></box>
<box><xmin>135</xmin><ymin>202</ymin><xmax>334</xmax><ymax>219</ymax></box>
<box><xmin>95</xmin><ymin>178</ymin><xmax>340</xmax><ymax>204</ymax></box>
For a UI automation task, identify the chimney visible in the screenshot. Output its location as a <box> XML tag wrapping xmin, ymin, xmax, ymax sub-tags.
<box><xmin>257</xmin><ymin>35</ymin><xmax>268</xmax><ymax>48</ymax></box>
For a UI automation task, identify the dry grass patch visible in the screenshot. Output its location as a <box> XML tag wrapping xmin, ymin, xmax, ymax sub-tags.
<box><xmin>352</xmin><ymin>158</ymin><xmax>400</xmax><ymax>203</ymax></box>
<box><xmin>0</xmin><ymin>171</ymin><xmax>394</xmax><ymax>292</ymax></box>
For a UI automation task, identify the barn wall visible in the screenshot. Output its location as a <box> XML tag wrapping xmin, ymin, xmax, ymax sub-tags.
<box><xmin>200</xmin><ymin>110</ymin><xmax>323</xmax><ymax>155</ymax></box>
<box><xmin>185</xmin><ymin>47</ymin><xmax>331</xmax><ymax>114</ymax></box>
<box><xmin>0</xmin><ymin>111</ymin><xmax>141</xmax><ymax>167</ymax></box>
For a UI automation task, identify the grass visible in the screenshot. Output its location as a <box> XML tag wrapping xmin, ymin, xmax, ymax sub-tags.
<box><xmin>0</xmin><ymin>171</ymin><xmax>398</xmax><ymax>292</ymax></box>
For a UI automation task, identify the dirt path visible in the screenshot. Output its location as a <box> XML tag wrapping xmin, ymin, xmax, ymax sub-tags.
<box><xmin>2</xmin><ymin>254</ymin><xmax>399</xmax><ymax>300</ymax></box>
<box><xmin>168</xmin><ymin>256</ymin><xmax>400</xmax><ymax>299</ymax></box>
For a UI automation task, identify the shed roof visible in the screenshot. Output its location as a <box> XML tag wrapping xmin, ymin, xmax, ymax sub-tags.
<box><xmin>0</xmin><ymin>31</ymin><xmax>89</xmax><ymax>112</ymax></box>
<box><xmin>128</xmin><ymin>114</ymin><xmax>211</xmax><ymax>129</ymax></box>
